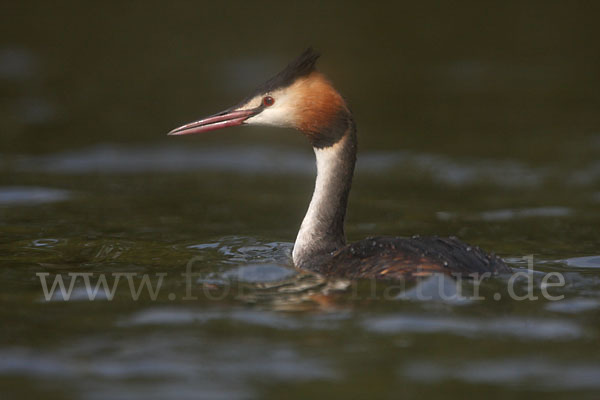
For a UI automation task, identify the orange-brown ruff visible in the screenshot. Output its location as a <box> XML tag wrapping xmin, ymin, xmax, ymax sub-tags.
<box><xmin>168</xmin><ymin>48</ymin><xmax>511</xmax><ymax>280</ymax></box>
<box><xmin>290</xmin><ymin>73</ymin><xmax>348</xmax><ymax>137</ymax></box>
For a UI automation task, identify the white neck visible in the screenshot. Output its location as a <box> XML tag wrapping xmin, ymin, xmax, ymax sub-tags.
<box><xmin>292</xmin><ymin>131</ymin><xmax>356</xmax><ymax>269</ymax></box>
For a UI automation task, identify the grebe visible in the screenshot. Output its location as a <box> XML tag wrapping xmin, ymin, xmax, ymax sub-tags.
<box><xmin>168</xmin><ymin>49</ymin><xmax>510</xmax><ymax>280</ymax></box>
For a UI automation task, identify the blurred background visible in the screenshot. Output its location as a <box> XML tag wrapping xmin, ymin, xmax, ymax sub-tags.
<box><xmin>2</xmin><ymin>1</ymin><xmax>600</xmax><ymax>158</ymax></box>
<box><xmin>1</xmin><ymin>1</ymin><xmax>600</xmax><ymax>399</ymax></box>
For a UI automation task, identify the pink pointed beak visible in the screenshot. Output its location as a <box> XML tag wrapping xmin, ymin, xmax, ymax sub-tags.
<box><xmin>168</xmin><ymin>108</ymin><xmax>258</xmax><ymax>136</ymax></box>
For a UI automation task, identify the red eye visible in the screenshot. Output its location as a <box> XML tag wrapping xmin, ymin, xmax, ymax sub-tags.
<box><xmin>262</xmin><ymin>96</ymin><xmax>275</xmax><ymax>107</ymax></box>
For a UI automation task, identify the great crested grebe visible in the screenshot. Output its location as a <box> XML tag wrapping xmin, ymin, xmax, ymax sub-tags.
<box><xmin>169</xmin><ymin>48</ymin><xmax>510</xmax><ymax>280</ymax></box>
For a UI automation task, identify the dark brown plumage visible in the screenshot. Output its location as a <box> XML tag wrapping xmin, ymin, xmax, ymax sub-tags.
<box><xmin>315</xmin><ymin>236</ymin><xmax>510</xmax><ymax>280</ymax></box>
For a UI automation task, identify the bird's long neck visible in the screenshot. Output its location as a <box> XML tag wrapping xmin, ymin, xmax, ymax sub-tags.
<box><xmin>292</xmin><ymin>119</ymin><xmax>357</xmax><ymax>270</ymax></box>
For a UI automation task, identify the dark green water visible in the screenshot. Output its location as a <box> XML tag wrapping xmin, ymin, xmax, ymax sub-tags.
<box><xmin>2</xmin><ymin>2</ymin><xmax>600</xmax><ymax>399</ymax></box>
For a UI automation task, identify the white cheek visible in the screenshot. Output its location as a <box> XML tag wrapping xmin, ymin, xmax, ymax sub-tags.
<box><xmin>245</xmin><ymin>106</ymin><xmax>296</xmax><ymax>127</ymax></box>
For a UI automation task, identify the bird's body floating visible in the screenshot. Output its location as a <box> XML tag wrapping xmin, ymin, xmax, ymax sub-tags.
<box><xmin>169</xmin><ymin>49</ymin><xmax>510</xmax><ymax>280</ymax></box>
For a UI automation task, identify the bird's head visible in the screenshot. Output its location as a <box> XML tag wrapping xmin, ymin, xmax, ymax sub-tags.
<box><xmin>168</xmin><ymin>48</ymin><xmax>351</xmax><ymax>148</ymax></box>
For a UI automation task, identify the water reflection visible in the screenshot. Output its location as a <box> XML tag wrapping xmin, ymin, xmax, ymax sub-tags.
<box><xmin>438</xmin><ymin>206</ymin><xmax>573</xmax><ymax>222</ymax></box>
<box><xmin>10</xmin><ymin>144</ymin><xmax>600</xmax><ymax>192</ymax></box>
<box><xmin>0</xmin><ymin>186</ymin><xmax>70</xmax><ymax>206</ymax></box>
<box><xmin>403</xmin><ymin>359</ymin><xmax>600</xmax><ymax>389</ymax></box>
<box><xmin>364</xmin><ymin>314</ymin><xmax>583</xmax><ymax>340</ymax></box>
<box><xmin>564</xmin><ymin>256</ymin><xmax>600</xmax><ymax>269</ymax></box>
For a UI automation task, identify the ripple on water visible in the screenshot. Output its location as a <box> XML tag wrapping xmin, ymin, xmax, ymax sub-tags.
<box><xmin>546</xmin><ymin>297</ymin><xmax>600</xmax><ymax>313</ymax></box>
<box><xmin>12</xmin><ymin>145</ymin><xmax>549</xmax><ymax>187</ymax></box>
<box><xmin>222</xmin><ymin>264</ymin><xmax>297</xmax><ymax>283</ymax></box>
<box><xmin>40</xmin><ymin>286</ymin><xmax>111</xmax><ymax>302</ymax></box>
<box><xmin>186</xmin><ymin>236</ymin><xmax>293</xmax><ymax>265</ymax></box>
<box><xmin>397</xmin><ymin>274</ymin><xmax>473</xmax><ymax>304</ymax></box>
<box><xmin>402</xmin><ymin>359</ymin><xmax>600</xmax><ymax>389</ymax></box>
<box><xmin>121</xmin><ymin>307</ymin><xmax>344</xmax><ymax>331</ymax></box>
<box><xmin>183</xmin><ymin>238</ymin><xmax>296</xmax><ymax>286</ymax></box>
<box><xmin>437</xmin><ymin>206</ymin><xmax>572</xmax><ymax>221</ymax></box>
<box><xmin>0</xmin><ymin>336</ymin><xmax>338</xmax><ymax>400</ymax></box>
<box><xmin>564</xmin><ymin>256</ymin><xmax>600</xmax><ymax>269</ymax></box>
<box><xmin>186</xmin><ymin>242</ymin><xmax>220</xmax><ymax>251</ymax></box>
<box><xmin>15</xmin><ymin>145</ymin><xmax>314</xmax><ymax>175</ymax></box>
<box><xmin>479</xmin><ymin>206</ymin><xmax>572</xmax><ymax>221</ymax></box>
<box><xmin>363</xmin><ymin>315</ymin><xmax>583</xmax><ymax>340</ymax></box>
<box><xmin>31</xmin><ymin>238</ymin><xmax>60</xmax><ymax>247</ymax></box>
<box><xmin>0</xmin><ymin>186</ymin><xmax>70</xmax><ymax>206</ymax></box>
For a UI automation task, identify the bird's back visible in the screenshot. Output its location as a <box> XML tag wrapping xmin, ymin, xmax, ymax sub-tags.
<box><xmin>315</xmin><ymin>236</ymin><xmax>510</xmax><ymax>280</ymax></box>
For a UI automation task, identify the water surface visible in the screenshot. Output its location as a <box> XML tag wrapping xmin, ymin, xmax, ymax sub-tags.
<box><xmin>2</xmin><ymin>2</ymin><xmax>600</xmax><ymax>399</ymax></box>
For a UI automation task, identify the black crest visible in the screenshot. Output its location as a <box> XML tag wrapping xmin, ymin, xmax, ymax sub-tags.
<box><xmin>244</xmin><ymin>48</ymin><xmax>320</xmax><ymax>101</ymax></box>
